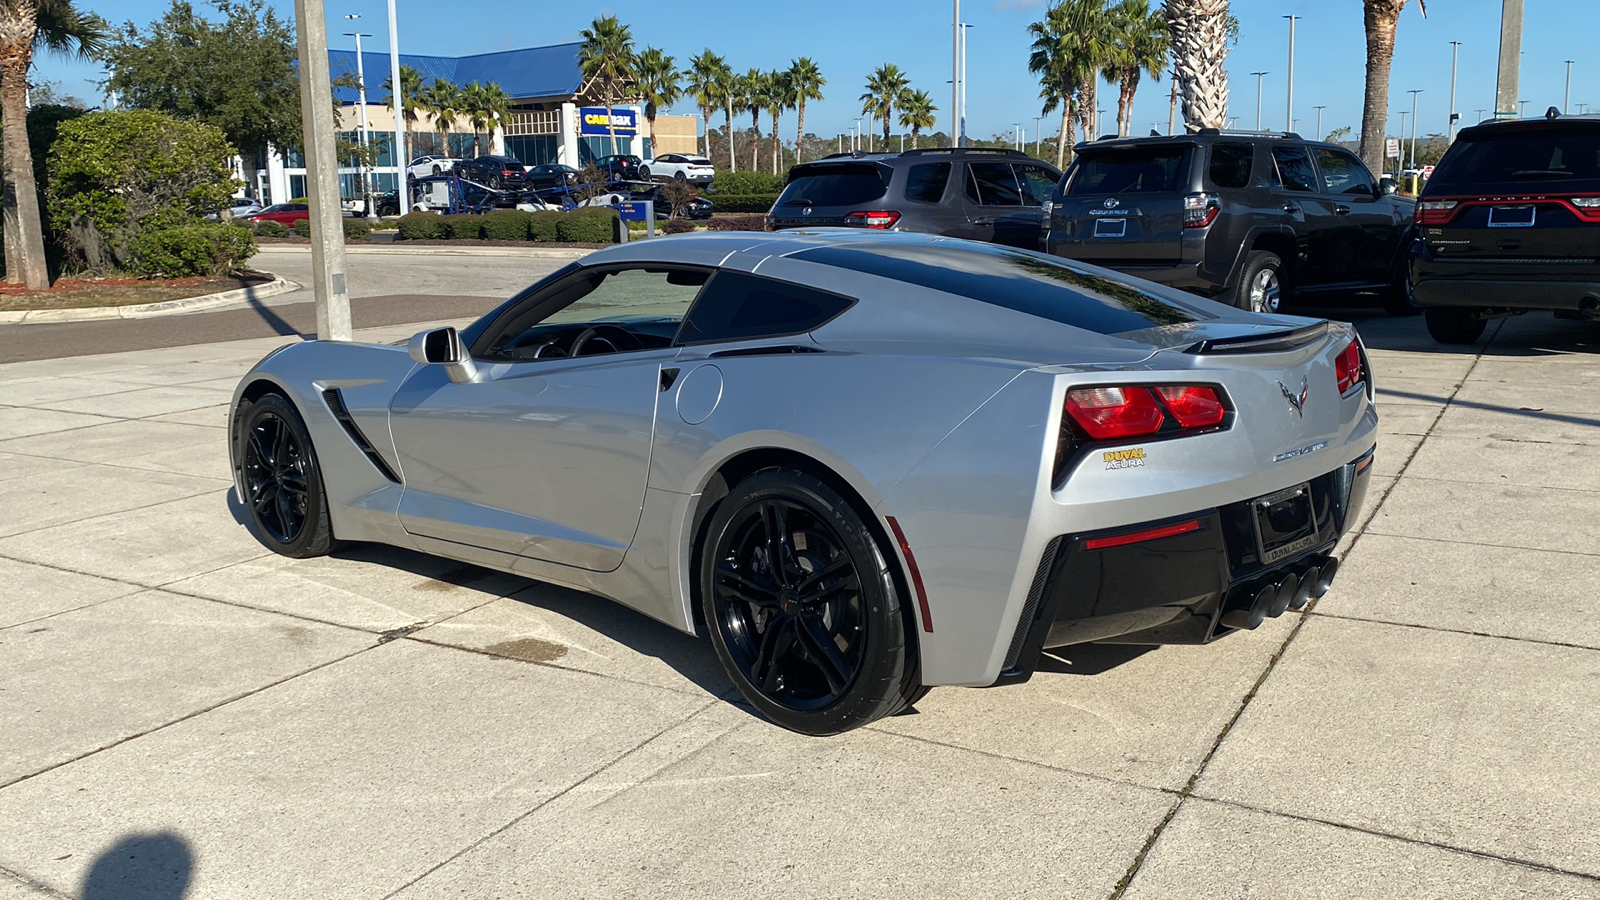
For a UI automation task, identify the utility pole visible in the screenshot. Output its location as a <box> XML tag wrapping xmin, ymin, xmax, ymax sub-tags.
<box><xmin>1314</xmin><ymin>105</ymin><xmax>1325</xmax><ymax>140</ymax></box>
<box><xmin>1251</xmin><ymin>72</ymin><xmax>1268</xmax><ymax>131</ymax></box>
<box><xmin>343</xmin><ymin>17</ymin><xmax>375</xmax><ymax>221</ymax></box>
<box><xmin>960</xmin><ymin>24</ymin><xmax>972</xmax><ymax>147</ymax></box>
<box><xmin>293</xmin><ymin>0</ymin><xmax>352</xmax><ymax>341</ymax></box>
<box><xmin>1494</xmin><ymin>0</ymin><xmax>1523</xmax><ymax>119</ymax></box>
<box><xmin>1448</xmin><ymin>41</ymin><xmax>1462</xmax><ymax>141</ymax></box>
<box><xmin>1565</xmin><ymin>60</ymin><xmax>1575</xmax><ymax>114</ymax></box>
<box><xmin>1408</xmin><ymin>89</ymin><xmax>1423</xmax><ymax>168</ymax></box>
<box><xmin>1034</xmin><ymin>115</ymin><xmax>1043</xmax><ymax>153</ymax></box>
<box><xmin>1397</xmin><ymin>110</ymin><xmax>1409</xmax><ymax>166</ymax></box>
<box><xmin>952</xmin><ymin>0</ymin><xmax>960</xmax><ymax>148</ymax></box>
<box><xmin>386</xmin><ymin>0</ymin><xmax>408</xmax><ymax>214</ymax></box>
<box><xmin>1284</xmin><ymin>16</ymin><xmax>1299</xmax><ymax>133</ymax></box>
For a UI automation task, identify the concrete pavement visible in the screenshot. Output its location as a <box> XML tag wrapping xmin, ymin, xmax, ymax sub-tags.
<box><xmin>1</xmin><ymin>296</ymin><xmax>1598</xmax><ymax>898</ymax></box>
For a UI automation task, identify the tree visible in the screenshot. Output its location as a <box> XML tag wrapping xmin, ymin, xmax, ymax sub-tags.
<box><xmin>460</xmin><ymin>81</ymin><xmax>509</xmax><ymax>157</ymax></box>
<box><xmin>47</xmin><ymin>109</ymin><xmax>237</xmax><ymax>271</ymax></box>
<box><xmin>717</xmin><ymin>63</ymin><xmax>738</xmax><ymax>171</ymax></box>
<box><xmin>1104</xmin><ymin>0</ymin><xmax>1169</xmax><ymax>137</ymax></box>
<box><xmin>633</xmin><ymin>46</ymin><xmax>679</xmax><ymax>146</ymax></box>
<box><xmin>418</xmin><ymin>79</ymin><xmax>460</xmax><ymax>156</ymax></box>
<box><xmin>380</xmin><ymin>64</ymin><xmax>426</xmax><ymax>157</ymax></box>
<box><xmin>897</xmin><ymin>89</ymin><xmax>937</xmax><ymax>149</ymax></box>
<box><xmin>685</xmin><ymin>49</ymin><xmax>730</xmax><ymax>160</ymax></box>
<box><xmin>1029</xmin><ymin>0</ymin><xmax>1111</xmax><ymax>166</ymax></box>
<box><xmin>0</xmin><ymin>0</ymin><xmax>106</xmax><ymax>288</ymax></box>
<box><xmin>577</xmin><ymin>15</ymin><xmax>635</xmax><ymax>157</ymax></box>
<box><xmin>787</xmin><ymin>57</ymin><xmax>824</xmax><ymax>164</ymax></box>
<box><xmin>740</xmin><ymin>68</ymin><xmax>767</xmax><ymax>172</ymax></box>
<box><xmin>1163</xmin><ymin>0</ymin><xmax>1231</xmax><ymax>131</ymax></box>
<box><xmin>860</xmin><ymin>64</ymin><xmax>909</xmax><ymax>151</ymax></box>
<box><xmin>105</xmin><ymin>0</ymin><xmax>298</xmax><ymax>167</ymax></box>
<box><xmin>1326</xmin><ymin>125</ymin><xmax>1353</xmax><ymax>142</ymax></box>
<box><xmin>1358</xmin><ymin>0</ymin><xmax>1426</xmax><ymax>173</ymax></box>
<box><xmin>765</xmin><ymin>69</ymin><xmax>793</xmax><ymax>175</ymax></box>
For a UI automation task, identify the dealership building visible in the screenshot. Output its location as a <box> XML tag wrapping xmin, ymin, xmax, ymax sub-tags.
<box><xmin>247</xmin><ymin>39</ymin><xmax>698</xmax><ymax>204</ymax></box>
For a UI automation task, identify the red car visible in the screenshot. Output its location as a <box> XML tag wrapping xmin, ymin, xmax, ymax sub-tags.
<box><xmin>244</xmin><ymin>202</ymin><xmax>310</xmax><ymax>225</ymax></box>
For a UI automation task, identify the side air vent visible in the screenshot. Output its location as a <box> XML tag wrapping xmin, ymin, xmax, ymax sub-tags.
<box><xmin>322</xmin><ymin>388</ymin><xmax>401</xmax><ymax>483</ymax></box>
<box><xmin>1003</xmin><ymin>537</ymin><xmax>1064</xmax><ymax>671</ymax></box>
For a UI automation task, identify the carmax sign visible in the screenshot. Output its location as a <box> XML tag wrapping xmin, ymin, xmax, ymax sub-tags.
<box><xmin>579</xmin><ymin>107</ymin><xmax>638</xmax><ymax>136</ymax></box>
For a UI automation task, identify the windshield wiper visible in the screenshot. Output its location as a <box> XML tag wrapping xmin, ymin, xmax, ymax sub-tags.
<box><xmin>780</xmin><ymin>197</ymin><xmax>814</xmax><ymax>206</ymax></box>
<box><xmin>1509</xmin><ymin>169</ymin><xmax>1574</xmax><ymax>179</ymax></box>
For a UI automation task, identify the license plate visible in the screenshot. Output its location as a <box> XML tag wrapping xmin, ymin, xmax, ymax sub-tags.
<box><xmin>1093</xmin><ymin>217</ymin><xmax>1127</xmax><ymax>238</ymax></box>
<box><xmin>1251</xmin><ymin>483</ymin><xmax>1320</xmax><ymax>565</ymax></box>
<box><xmin>1487</xmin><ymin>205</ymin><xmax>1536</xmax><ymax>228</ymax></box>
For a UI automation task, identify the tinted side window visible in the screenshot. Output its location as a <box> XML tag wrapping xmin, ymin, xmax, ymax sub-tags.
<box><xmin>1208</xmin><ymin>142</ymin><xmax>1254</xmax><ymax>189</ymax></box>
<box><xmin>967</xmin><ymin>163</ymin><xmax>1024</xmax><ymax>206</ymax></box>
<box><xmin>678</xmin><ymin>271</ymin><xmax>855</xmax><ymax>345</ymax></box>
<box><xmin>1315</xmin><ymin>148</ymin><xmax>1376</xmax><ymax>195</ymax></box>
<box><xmin>902</xmin><ymin>163</ymin><xmax>951</xmax><ymax>203</ymax></box>
<box><xmin>1271</xmin><ymin>145</ymin><xmax>1318</xmax><ymax>192</ymax></box>
<box><xmin>1015</xmin><ymin>164</ymin><xmax>1060</xmax><ymax>205</ymax></box>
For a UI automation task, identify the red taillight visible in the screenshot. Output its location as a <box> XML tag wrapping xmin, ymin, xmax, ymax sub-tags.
<box><xmin>1415</xmin><ymin>199</ymin><xmax>1459</xmax><ymax>226</ymax></box>
<box><xmin>1064</xmin><ymin>385</ymin><xmax>1227</xmax><ymax>441</ymax></box>
<box><xmin>1335</xmin><ymin>341</ymin><xmax>1364</xmax><ymax>393</ymax></box>
<box><xmin>844</xmin><ymin>210</ymin><xmax>901</xmax><ymax>229</ymax></box>
<box><xmin>1084</xmin><ymin>519</ymin><xmax>1202</xmax><ymax>551</ymax></box>
<box><xmin>1572</xmin><ymin>197</ymin><xmax>1600</xmax><ymax>222</ymax></box>
<box><xmin>1183</xmin><ymin>192</ymin><xmax>1220</xmax><ymax>228</ymax></box>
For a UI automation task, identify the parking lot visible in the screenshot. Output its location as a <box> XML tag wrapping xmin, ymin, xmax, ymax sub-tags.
<box><xmin>2</xmin><ymin>253</ymin><xmax>1598</xmax><ymax>898</ymax></box>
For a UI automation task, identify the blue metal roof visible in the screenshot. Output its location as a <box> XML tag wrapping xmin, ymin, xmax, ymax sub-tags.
<box><xmin>328</xmin><ymin>42</ymin><xmax>583</xmax><ymax>104</ymax></box>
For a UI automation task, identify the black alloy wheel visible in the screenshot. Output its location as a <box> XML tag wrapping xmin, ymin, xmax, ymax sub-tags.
<box><xmin>702</xmin><ymin>470</ymin><xmax>921</xmax><ymax>735</ymax></box>
<box><xmin>235</xmin><ymin>394</ymin><xmax>338</xmax><ymax>558</ymax></box>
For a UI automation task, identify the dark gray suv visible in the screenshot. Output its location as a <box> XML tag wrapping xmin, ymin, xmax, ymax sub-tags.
<box><xmin>1044</xmin><ymin>131</ymin><xmax>1416</xmax><ymax>313</ymax></box>
<box><xmin>767</xmin><ymin>148</ymin><xmax>1061</xmax><ymax>249</ymax></box>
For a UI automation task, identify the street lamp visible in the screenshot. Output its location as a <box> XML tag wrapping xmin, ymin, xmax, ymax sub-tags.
<box><xmin>342</xmin><ymin>16</ymin><xmax>376</xmax><ymax>221</ymax></box>
<box><xmin>1284</xmin><ymin>15</ymin><xmax>1299</xmax><ymax>133</ymax></box>
<box><xmin>1565</xmin><ymin>60</ymin><xmax>1575</xmax><ymax>114</ymax></box>
<box><xmin>1448</xmin><ymin>41</ymin><xmax>1462</xmax><ymax>141</ymax></box>
<box><xmin>1397</xmin><ymin>110</ymin><xmax>1409</xmax><ymax>166</ymax></box>
<box><xmin>1034</xmin><ymin>115</ymin><xmax>1043</xmax><ymax>153</ymax></box>
<box><xmin>384</xmin><ymin>0</ymin><xmax>408</xmax><ymax>214</ymax></box>
<box><xmin>1250</xmin><ymin>72</ymin><xmax>1269</xmax><ymax>131</ymax></box>
<box><xmin>1012</xmin><ymin>122</ymin><xmax>1022</xmax><ymax>151</ymax></box>
<box><xmin>1519</xmin><ymin>99</ymin><xmax>1528</xmax><ymax>118</ymax></box>
<box><xmin>960</xmin><ymin>23</ymin><xmax>972</xmax><ymax>147</ymax></box>
<box><xmin>1313</xmin><ymin>105</ymin><xmax>1326</xmax><ymax>140</ymax></box>
<box><xmin>1407</xmin><ymin>89</ymin><xmax>1423</xmax><ymax>169</ymax></box>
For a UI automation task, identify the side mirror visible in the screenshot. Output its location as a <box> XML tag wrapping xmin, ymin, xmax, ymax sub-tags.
<box><xmin>407</xmin><ymin>327</ymin><xmax>478</xmax><ymax>384</ymax></box>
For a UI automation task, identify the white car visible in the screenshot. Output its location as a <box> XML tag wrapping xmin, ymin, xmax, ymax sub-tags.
<box><xmin>407</xmin><ymin>156</ymin><xmax>459</xmax><ymax>179</ymax></box>
<box><xmin>639</xmin><ymin>153</ymin><xmax>714</xmax><ymax>185</ymax></box>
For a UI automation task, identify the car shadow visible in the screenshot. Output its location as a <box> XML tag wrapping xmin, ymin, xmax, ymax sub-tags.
<box><xmin>81</xmin><ymin>831</ymin><xmax>193</xmax><ymax>900</ymax></box>
<box><xmin>1033</xmin><ymin>643</ymin><xmax>1156</xmax><ymax>676</ymax></box>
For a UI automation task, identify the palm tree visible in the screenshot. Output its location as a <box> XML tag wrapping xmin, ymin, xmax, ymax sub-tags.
<box><xmin>1163</xmin><ymin>0</ymin><xmax>1231</xmax><ymax>132</ymax></box>
<box><xmin>1104</xmin><ymin>0</ymin><xmax>1169</xmax><ymax>137</ymax></box>
<box><xmin>685</xmin><ymin>50</ymin><xmax>730</xmax><ymax>160</ymax></box>
<box><xmin>787</xmin><ymin>57</ymin><xmax>825</xmax><ymax>164</ymax></box>
<box><xmin>1029</xmin><ymin>0</ymin><xmax>1110</xmax><ymax>166</ymax></box>
<box><xmin>717</xmin><ymin>63</ymin><xmax>739</xmax><ymax>172</ymax></box>
<box><xmin>634</xmin><ymin>46</ymin><xmax>680</xmax><ymax>149</ymax></box>
<box><xmin>381</xmin><ymin>64</ymin><xmax>427</xmax><ymax>156</ymax></box>
<box><xmin>741</xmin><ymin>68</ymin><xmax>768</xmax><ymax>172</ymax></box>
<box><xmin>896</xmin><ymin>89</ymin><xmax>938</xmax><ymax>150</ymax></box>
<box><xmin>0</xmin><ymin>0</ymin><xmax>106</xmax><ymax>288</ymax></box>
<box><xmin>860</xmin><ymin>64</ymin><xmax>909</xmax><ymax>151</ymax></box>
<box><xmin>578</xmin><ymin>15</ymin><xmax>636</xmax><ymax>156</ymax></box>
<box><xmin>419</xmin><ymin>80</ymin><xmax>462</xmax><ymax>156</ymax></box>
<box><xmin>765</xmin><ymin>69</ymin><xmax>793</xmax><ymax>175</ymax></box>
<box><xmin>1357</xmin><ymin>0</ymin><xmax>1425</xmax><ymax>173</ymax></box>
<box><xmin>460</xmin><ymin>81</ymin><xmax>511</xmax><ymax>157</ymax></box>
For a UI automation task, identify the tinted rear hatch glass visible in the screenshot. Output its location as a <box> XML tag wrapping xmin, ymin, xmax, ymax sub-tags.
<box><xmin>1054</xmin><ymin>144</ymin><xmax>1194</xmax><ymax>265</ymax></box>
<box><xmin>771</xmin><ymin>162</ymin><xmax>892</xmax><ymax>227</ymax></box>
<box><xmin>1428</xmin><ymin>122</ymin><xmax>1600</xmax><ymax>194</ymax></box>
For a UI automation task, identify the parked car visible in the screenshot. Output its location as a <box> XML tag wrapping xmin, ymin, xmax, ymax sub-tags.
<box><xmin>242</xmin><ymin>203</ymin><xmax>310</xmax><ymax>226</ymax></box>
<box><xmin>1409</xmin><ymin>111</ymin><xmax>1600</xmax><ymax>343</ymax></box>
<box><xmin>1044</xmin><ymin>130</ymin><xmax>1417</xmax><ymax>315</ymax></box>
<box><xmin>522</xmin><ymin>164</ymin><xmax>579</xmax><ymax>192</ymax></box>
<box><xmin>453</xmin><ymin>155</ymin><xmax>528</xmax><ymax>190</ymax></box>
<box><xmin>640</xmin><ymin>153</ymin><xmax>715</xmax><ymax>185</ymax></box>
<box><xmin>375</xmin><ymin>190</ymin><xmax>400</xmax><ymax>217</ymax></box>
<box><xmin>206</xmin><ymin>197</ymin><xmax>263</xmax><ymax>221</ymax></box>
<box><xmin>407</xmin><ymin>156</ymin><xmax>459</xmax><ymax>179</ymax></box>
<box><xmin>584</xmin><ymin>181</ymin><xmax>714</xmax><ymax>219</ymax></box>
<box><xmin>228</xmin><ymin>230</ymin><xmax>1374</xmax><ymax>735</ymax></box>
<box><xmin>592</xmin><ymin>154</ymin><xmax>643</xmax><ymax>181</ymax></box>
<box><xmin>766</xmin><ymin>147</ymin><xmax>1061</xmax><ymax>249</ymax></box>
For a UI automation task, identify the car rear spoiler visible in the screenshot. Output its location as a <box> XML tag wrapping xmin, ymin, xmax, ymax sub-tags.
<box><xmin>1184</xmin><ymin>321</ymin><xmax>1329</xmax><ymax>355</ymax></box>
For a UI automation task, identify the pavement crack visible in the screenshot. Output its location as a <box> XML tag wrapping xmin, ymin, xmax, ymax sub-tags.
<box><xmin>0</xmin><ymin>863</ymin><xmax>76</xmax><ymax>899</ymax></box>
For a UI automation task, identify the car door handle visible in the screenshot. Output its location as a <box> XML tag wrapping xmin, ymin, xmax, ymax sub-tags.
<box><xmin>1282</xmin><ymin>203</ymin><xmax>1299</xmax><ymax>213</ymax></box>
<box><xmin>972</xmin><ymin>217</ymin><xmax>995</xmax><ymax>225</ymax></box>
<box><xmin>1334</xmin><ymin>205</ymin><xmax>1352</xmax><ymax>216</ymax></box>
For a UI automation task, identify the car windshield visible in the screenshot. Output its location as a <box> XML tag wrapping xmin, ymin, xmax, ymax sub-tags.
<box><xmin>1428</xmin><ymin>125</ymin><xmax>1600</xmax><ymax>193</ymax></box>
<box><xmin>1067</xmin><ymin>146</ymin><xmax>1193</xmax><ymax>195</ymax></box>
<box><xmin>776</xmin><ymin>163</ymin><xmax>891</xmax><ymax>208</ymax></box>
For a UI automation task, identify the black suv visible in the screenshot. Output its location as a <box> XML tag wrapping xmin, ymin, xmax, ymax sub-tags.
<box><xmin>1410</xmin><ymin>112</ymin><xmax>1600</xmax><ymax>343</ymax></box>
<box><xmin>1044</xmin><ymin>131</ymin><xmax>1416</xmax><ymax>313</ymax></box>
<box><xmin>453</xmin><ymin>155</ymin><xmax>528</xmax><ymax>190</ymax></box>
<box><xmin>766</xmin><ymin>148</ymin><xmax>1061</xmax><ymax>249</ymax></box>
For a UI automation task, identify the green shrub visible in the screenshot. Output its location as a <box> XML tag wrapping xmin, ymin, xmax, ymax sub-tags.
<box><xmin>290</xmin><ymin>218</ymin><xmax>311</xmax><ymax>237</ymax></box>
<box><xmin>706</xmin><ymin>216</ymin><xmax>769</xmax><ymax>232</ymax></box>
<box><xmin>397</xmin><ymin>211</ymin><xmax>446</xmax><ymax>240</ymax></box>
<box><xmin>481</xmin><ymin>209</ymin><xmax>531</xmax><ymax>241</ymax></box>
<box><xmin>252</xmin><ymin>220</ymin><xmax>288</xmax><ymax>237</ymax></box>
<box><xmin>342</xmin><ymin>218</ymin><xmax>371</xmax><ymax>241</ymax></box>
<box><xmin>440</xmin><ymin>213</ymin><xmax>482</xmax><ymax>239</ymax></box>
<box><xmin>527</xmin><ymin>211</ymin><xmax>561</xmax><ymax>242</ymax></box>
<box><xmin>127</xmin><ymin>222</ymin><xmax>256</xmax><ymax>277</ymax></box>
<box><xmin>712</xmin><ymin>171</ymin><xmax>784</xmax><ymax>194</ymax></box>
<box><xmin>556</xmin><ymin>208</ymin><xmax>619</xmax><ymax>243</ymax></box>
<box><xmin>708</xmin><ymin>193</ymin><xmax>780</xmax><ymax>214</ymax></box>
<box><xmin>663</xmin><ymin>217</ymin><xmax>695</xmax><ymax>234</ymax></box>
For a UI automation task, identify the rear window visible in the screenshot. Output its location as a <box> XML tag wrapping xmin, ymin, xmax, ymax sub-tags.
<box><xmin>1428</xmin><ymin>125</ymin><xmax>1600</xmax><ymax>192</ymax></box>
<box><xmin>902</xmin><ymin>163</ymin><xmax>951</xmax><ymax>203</ymax></box>
<box><xmin>1208</xmin><ymin>142</ymin><xmax>1254</xmax><ymax>188</ymax></box>
<box><xmin>793</xmin><ymin>242</ymin><xmax>1205</xmax><ymax>334</ymax></box>
<box><xmin>1067</xmin><ymin>146</ymin><xmax>1192</xmax><ymax>195</ymax></box>
<box><xmin>775</xmin><ymin>163</ymin><xmax>890</xmax><ymax>208</ymax></box>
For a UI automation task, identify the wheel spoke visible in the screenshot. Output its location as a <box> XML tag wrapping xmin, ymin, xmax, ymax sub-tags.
<box><xmin>797</xmin><ymin>616</ymin><xmax>853</xmax><ymax>694</ymax></box>
<box><xmin>751</xmin><ymin>618</ymin><xmax>791</xmax><ymax>692</ymax></box>
<box><xmin>247</xmin><ymin>428</ymin><xmax>274</xmax><ymax>467</ymax></box>
<box><xmin>794</xmin><ymin>556</ymin><xmax>853</xmax><ymax>598</ymax></box>
<box><xmin>271</xmin><ymin>421</ymin><xmax>291</xmax><ymax>469</ymax></box>
<box><xmin>715</xmin><ymin>562</ymin><xmax>780</xmax><ymax>609</ymax></box>
<box><xmin>250</xmin><ymin>481</ymin><xmax>277</xmax><ymax>515</ymax></box>
<box><xmin>274</xmin><ymin>488</ymin><xmax>300</xmax><ymax>539</ymax></box>
<box><xmin>278</xmin><ymin>468</ymin><xmax>309</xmax><ymax>498</ymax></box>
<box><xmin>761</xmin><ymin>502</ymin><xmax>792</xmax><ymax>587</ymax></box>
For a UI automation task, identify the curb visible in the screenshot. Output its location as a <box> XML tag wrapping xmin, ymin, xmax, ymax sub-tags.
<box><xmin>0</xmin><ymin>276</ymin><xmax>302</xmax><ymax>325</ymax></box>
<box><xmin>255</xmin><ymin>244</ymin><xmax>595</xmax><ymax>260</ymax></box>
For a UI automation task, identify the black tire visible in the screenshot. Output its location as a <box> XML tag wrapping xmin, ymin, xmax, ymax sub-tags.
<box><xmin>1382</xmin><ymin>249</ymin><xmax>1421</xmax><ymax>316</ymax></box>
<box><xmin>234</xmin><ymin>394</ymin><xmax>339</xmax><ymax>559</ymax></box>
<box><xmin>639</xmin><ymin>166</ymin><xmax>652</xmax><ymax>180</ymax></box>
<box><xmin>1424</xmin><ymin>307</ymin><xmax>1488</xmax><ymax>344</ymax></box>
<box><xmin>673</xmin><ymin>171</ymin><xmax>687</xmax><ymax>183</ymax></box>
<box><xmin>1233</xmin><ymin>250</ymin><xmax>1290</xmax><ymax>314</ymax></box>
<box><xmin>431</xmin><ymin>165</ymin><xmax>441</xmax><ymax>175</ymax></box>
<box><xmin>701</xmin><ymin>469</ymin><xmax>921</xmax><ymax>735</ymax></box>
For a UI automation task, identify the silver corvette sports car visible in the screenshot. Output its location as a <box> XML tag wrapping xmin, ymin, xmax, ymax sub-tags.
<box><xmin>229</xmin><ymin>231</ymin><xmax>1377</xmax><ymax>735</ymax></box>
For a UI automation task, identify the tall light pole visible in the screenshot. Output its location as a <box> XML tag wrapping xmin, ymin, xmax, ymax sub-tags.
<box><xmin>1397</xmin><ymin>110</ymin><xmax>1409</xmax><ymax>166</ymax></box>
<box><xmin>386</xmin><ymin>0</ymin><xmax>408</xmax><ymax>214</ymax></box>
<box><xmin>1519</xmin><ymin>99</ymin><xmax>1528</xmax><ymax>118</ymax></box>
<box><xmin>1448</xmin><ymin>41</ymin><xmax>1462</xmax><ymax>141</ymax></box>
<box><xmin>1250</xmin><ymin>72</ymin><xmax>1269</xmax><ymax>130</ymax></box>
<box><xmin>1284</xmin><ymin>16</ymin><xmax>1299</xmax><ymax>133</ymax></box>
<box><xmin>291</xmin><ymin>0</ymin><xmax>351</xmax><ymax>340</ymax></box>
<box><xmin>1013</xmin><ymin>122</ymin><xmax>1022</xmax><ymax>151</ymax></box>
<box><xmin>1408</xmin><ymin>89</ymin><xmax>1423</xmax><ymax>168</ymax></box>
<box><xmin>1565</xmin><ymin>60</ymin><xmax>1575</xmax><ymax>114</ymax></box>
<box><xmin>959</xmin><ymin>23</ymin><xmax>972</xmax><ymax>147</ymax></box>
<box><xmin>1034</xmin><ymin>115</ymin><xmax>1043</xmax><ymax>154</ymax></box>
<box><xmin>343</xmin><ymin>18</ymin><xmax>375</xmax><ymax>221</ymax></box>
<box><xmin>951</xmin><ymin>0</ymin><xmax>960</xmax><ymax>147</ymax></box>
<box><xmin>1313</xmin><ymin>105</ymin><xmax>1326</xmax><ymax>140</ymax></box>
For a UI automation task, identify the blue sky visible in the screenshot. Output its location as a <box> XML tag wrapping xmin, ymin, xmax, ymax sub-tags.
<box><xmin>49</xmin><ymin>0</ymin><xmax>1598</xmax><ymax>144</ymax></box>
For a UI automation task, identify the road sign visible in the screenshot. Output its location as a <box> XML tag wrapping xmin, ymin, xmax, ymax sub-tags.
<box><xmin>1386</xmin><ymin>138</ymin><xmax>1401</xmax><ymax>158</ymax></box>
<box><xmin>1421</xmin><ymin>165</ymin><xmax>1435</xmax><ymax>180</ymax></box>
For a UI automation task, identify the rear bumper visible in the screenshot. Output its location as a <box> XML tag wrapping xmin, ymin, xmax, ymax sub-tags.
<box><xmin>994</xmin><ymin>446</ymin><xmax>1375</xmax><ymax>685</ymax></box>
<box><xmin>1410</xmin><ymin>252</ymin><xmax>1600</xmax><ymax>311</ymax></box>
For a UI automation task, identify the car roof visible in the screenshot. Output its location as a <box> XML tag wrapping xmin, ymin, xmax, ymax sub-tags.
<box><xmin>1456</xmin><ymin>112</ymin><xmax>1600</xmax><ymax>139</ymax></box>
